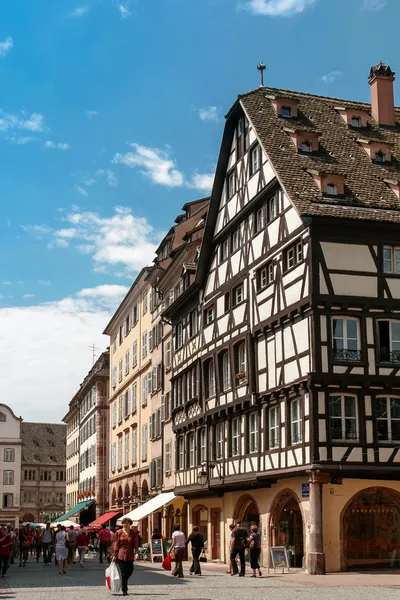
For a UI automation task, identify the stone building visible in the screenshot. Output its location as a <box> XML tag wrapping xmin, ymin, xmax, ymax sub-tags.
<box><xmin>0</xmin><ymin>404</ymin><xmax>22</xmax><ymax>527</ymax></box>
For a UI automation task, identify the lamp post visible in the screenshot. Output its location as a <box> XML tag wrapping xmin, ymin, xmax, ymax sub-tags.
<box><xmin>197</xmin><ymin>462</ymin><xmax>223</xmax><ymax>487</ymax></box>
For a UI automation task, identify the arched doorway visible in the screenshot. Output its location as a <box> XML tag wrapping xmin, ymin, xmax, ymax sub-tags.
<box><xmin>166</xmin><ymin>505</ymin><xmax>174</xmax><ymax>539</ymax></box>
<box><xmin>124</xmin><ymin>484</ymin><xmax>130</xmax><ymax>502</ymax></box>
<box><xmin>342</xmin><ymin>487</ymin><xmax>400</xmax><ymax>570</ymax></box>
<box><xmin>131</xmin><ymin>482</ymin><xmax>138</xmax><ymax>501</ymax></box>
<box><xmin>193</xmin><ymin>505</ymin><xmax>208</xmax><ymax>544</ymax></box>
<box><xmin>117</xmin><ymin>485</ymin><xmax>123</xmax><ymax>502</ymax></box>
<box><xmin>270</xmin><ymin>489</ymin><xmax>304</xmax><ymax>568</ymax></box>
<box><xmin>111</xmin><ymin>488</ymin><xmax>116</xmax><ymax>507</ymax></box>
<box><xmin>234</xmin><ymin>494</ymin><xmax>260</xmax><ymax>531</ymax></box>
<box><xmin>141</xmin><ymin>481</ymin><xmax>149</xmax><ymax>502</ymax></box>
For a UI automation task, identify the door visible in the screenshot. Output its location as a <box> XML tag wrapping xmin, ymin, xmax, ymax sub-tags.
<box><xmin>210</xmin><ymin>508</ymin><xmax>221</xmax><ymax>560</ymax></box>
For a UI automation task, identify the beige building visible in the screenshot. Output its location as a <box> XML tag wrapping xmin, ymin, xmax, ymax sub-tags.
<box><xmin>0</xmin><ymin>404</ymin><xmax>22</xmax><ymax>527</ymax></box>
<box><xmin>20</xmin><ymin>422</ymin><xmax>66</xmax><ymax>523</ymax></box>
<box><xmin>65</xmin><ymin>403</ymin><xmax>79</xmax><ymax>512</ymax></box>
<box><xmin>105</xmin><ymin>268</ymin><xmax>153</xmax><ymax>541</ymax></box>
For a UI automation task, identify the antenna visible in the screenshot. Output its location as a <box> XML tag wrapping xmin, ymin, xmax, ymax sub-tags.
<box><xmin>89</xmin><ymin>343</ymin><xmax>100</xmax><ymax>364</ymax></box>
<box><xmin>257</xmin><ymin>61</ymin><xmax>266</xmax><ymax>87</ymax></box>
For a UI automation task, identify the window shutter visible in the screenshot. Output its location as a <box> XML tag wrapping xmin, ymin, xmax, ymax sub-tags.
<box><xmin>127</xmin><ymin>387</ymin><xmax>131</xmax><ymax>414</ymax></box>
<box><xmin>148</xmin><ymin>372</ymin><xmax>153</xmax><ymax>395</ymax></box>
<box><xmin>161</xmin><ymin>395</ymin><xmax>165</xmax><ymax>422</ymax></box>
<box><xmin>149</xmin><ymin>415</ymin><xmax>153</xmax><ymax>441</ymax></box>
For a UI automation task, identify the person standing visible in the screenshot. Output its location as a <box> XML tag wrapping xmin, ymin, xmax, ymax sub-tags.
<box><xmin>248</xmin><ymin>525</ymin><xmax>262</xmax><ymax>577</ymax></box>
<box><xmin>42</xmin><ymin>523</ymin><xmax>53</xmax><ymax>566</ymax></box>
<box><xmin>0</xmin><ymin>527</ymin><xmax>13</xmax><ymax>578</ymax></box>
<box><xmin>67</xmin><ymin>526</ymin><xmax>77</xmax><ymax>564</ymax></box>
<box><xmin>171</xmin><ymin>524</ymin><xmax>186</xmax><ymax>579</ymax></box>
<box><xmin>19</xmin><ymin>525</ymin><xmax>32</xmax><ymax>567</ymax></box>
<box><xmin>186</xmin><ymin>526</ymin><xmax>204</xmax><ymax>576</ymax></box>
<box><xmin>76</xmin><ymin>527</ymin><xmax>90</xmax><ymax>567</ymax></box>
<box><xmin>98</xmin><ymin>524</ymin><xmax>112</xmax><ymax>564</ymax></box>
<box><xmin>55</xmin><ymin>526</ymin><xmax>68</xmax><ymax>574</ymax></box>
<box><xmin>113</xmin><ymin>517</ymin><xmax>139</xmax><ymax>596</ymax></box>
<box><xmin>230</xmin><ymin>520</ymin><xmax>248</xmax><ymax>577</ymax></box>
<box><xmin>34</xmin><ymin>528</ymin><xmax>43</xmax><ymax>562</ymax></box>
<box><xmin>226</xmin><ymin>524</ymin><xmax>235</xmax><ymax>574</ymax></box>
<box><xmin>7</xmin><ymin>527</ymin><xmax>15</xmax><ymax>565</ymax></box>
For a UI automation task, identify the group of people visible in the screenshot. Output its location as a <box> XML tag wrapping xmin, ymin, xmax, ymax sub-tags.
<box><xmin>228</xmin><ymin>520</ymin><xmax>262</xmax><ymax>578</ymax></box>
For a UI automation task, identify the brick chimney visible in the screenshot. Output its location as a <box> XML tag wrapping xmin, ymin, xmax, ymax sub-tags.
<box><xmin>369</xmin><ymin>62</ymin><xmax>396</xmax><ymax>127</ymax></box>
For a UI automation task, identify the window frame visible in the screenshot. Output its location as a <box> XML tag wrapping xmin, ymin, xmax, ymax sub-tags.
<box><xmin>256</xmin><ymin>261</ymin><xmax>274</xmax><ymax>291</ymax></box>
<box><xmin>250</xmin><ymin>144</ymin><xmax>261</xmax><ymax>176</ymax></box>
<box><xmin>326</xmin><ymin>183</ymin><xmax>338</xmax><ymax>196</ymax></box>
<box><xmin>215</xmin><ymin>423</ymin><xmax>224</xmax><ymax>459</ymax></box>
<box><xmin>232</xmin><ymin>283</ymin><xmax>244</xmax><ymax>307</ymax></box>
<box><xmin>231</xmin><ymin>417</ymin><xmax>240</xmax><ymax>456</ymax></box>
<box><xmin>378</xmin><ymin>319</ymin><xmax>400</xmax><ymax>364</ymax></box>
<box><xmin>331</xmin><ymin>317</ymin><xmax>361</xmax><ymax>362</ymax></box>
<box><xmin>376</xmin><ymin>396</ymin><xmax>400</xmax><ymax>443</ymax></box>
<box><xmin>290</xmin><ymin>398</ymin><xmax>302</xmax><ymax>446</ymax></box>
<box><xmin>227</xmin><ymin>170</ymin><xmax>236</xmax><ymax>199</ymax></box>
<box><xmin>268</xmin><ymin>406</ymin><xmax>279</xmax><ymax>449</ymax></box>
<box><xmin>4</xmin><ymin>448</ymin><xmax>15</xmax><ymax>462</ymax></box>
<box><xmin>284</xmin><ymin>239</ymin><xmax>303</xmax><ymax>273</ymax></box>
<box><xmin>221</xmin><ymin>351</ymin><xmax>232</xmax><ymax>392</ymax></box>
<box><xmin>281</xmin><ymin>106</ymin><xmax>292</xmax><ymax>118</ymax></box>
<box><xmin>383</xmin><ymin>245</ymin><xmax>400</xmax><ymax>275</ymax></box>
<box><xmin>248</xmin><ymin>412</ymin><xmax>258</xmax><ymax>453</ymax></box>
<box><xmin>329</xmin><ymin>394</ymin><xmax>359</xmax><ymax>442</ymax></box>
<box><xmin>351</xmin><ymin>116</ymin><xmax>361</xmax><ymax>128</ymax></box>
<box><xmin>3</xmin><ymin>470</ymin><xmax>14</xmax><ymax>485</ymax></box>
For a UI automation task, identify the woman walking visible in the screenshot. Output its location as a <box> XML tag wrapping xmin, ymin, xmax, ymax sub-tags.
<box><xmin>34</xmin><ymin>528</ymin><xmax>43</xmax><ymax>562</ymax></box>
<box><xmin>186</xmin><ymin>526</ymin><xmax>204</xmax><ymax>576</ymax></box>
<box><xmin>55</xmin><ymin>526</ymin><xmax>68</xmax><ymax>574</ymax></box>
<box><xmin>171</xmin><ymin>524</ymin><xmax>186</xmax><ymax>579</ymax></box>
<box><xmin>76</xmin><ymin>527</ymin><xmax>90</xmax><ymax>567</ymax></box>
<box><xmin>19</xmin><ymin>526</ymin><xmax>32</xmax><ymax>567</ymax></box>
<box><xmin>248</xmin><ymin>525</ymin><xmax>262</xmax><ymax>578</ymax></box>
<box><xmin>113</xmin><ymin>518</ymin><xmax>139</xmax><ymax>596</ymax></box>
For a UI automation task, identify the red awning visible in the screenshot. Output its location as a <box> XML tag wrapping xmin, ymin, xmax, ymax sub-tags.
<box><xmin>89</xmin><ymin>511</ymin><xmax>121</xmax><ymax>527</ymax></box>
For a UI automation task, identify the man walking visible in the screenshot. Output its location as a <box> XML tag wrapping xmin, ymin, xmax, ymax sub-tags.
<box><xmin>0</xmin><ymin>526</ymin><xmax>13</xmax><ymax>578</ymax></box>
<box><xmin>98</xmin><ymin>524</ymin><xmax>112</xmax><ymax>564</ymax></box>
<box><xmin>67</xmin><ymin>526</ymin><xmax>77</xmax><ymax>564</ymax></box>
<box><xmin>230</xmin><ymin>520</ymin><xmax>248</xmax><ymax>577</ymax></box>
<box><xmin>42</xmin><ymin>523</ymin><xmax>53</xmax><ymax>566</ymax></box>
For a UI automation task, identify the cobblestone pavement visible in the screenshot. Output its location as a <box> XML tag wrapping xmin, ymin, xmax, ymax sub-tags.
<box><xmin>2</xmin><ymin>556</ymin><xmax>400</xmax><ymax>600</ymax></box>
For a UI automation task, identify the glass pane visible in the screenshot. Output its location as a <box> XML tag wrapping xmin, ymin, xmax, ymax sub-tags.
<box><xmin>270</xmin><ymin>408</ymin><xmax>276</xmax><ymax>427</ymax></box>
<box><xmin>391</xmin><ymin>322</ymin><xmax>400</xmax><ymax>343</ymax></box>
<box><xmin>291</xmin><ymin>401</ymin><xmax>298</xmax><ymax>421</ymax></box>
<box><xmin>377</xmin><ymin>420</ymin><xmax>389</xmax><ymax>441</ymax></box>
<box><xmin>330</xmin><ymin>418</ymin><xmax>342</xmax><ymax>440</ymax></box>
<box><xmin>330</xmin><ymin>396</ymin><xmax>341</xmax><ymax>417</ymax></box>
<box><xmin>333</xmin><ymin>339</ymin><xmax>344</xmax><ymax>351</ymax></box>
<box><xmin>347</xmin><ymin>339</ymin><xmax>358</xmax><ymax>351</ymax></box>
<box><xmin>347</xmin><ymin>319</ymin><xmax>358</xmax><ymax>340</ymax></box>
<box><xmin>384</xmin><ymin>248</ymin><xmax>392</xmax><ymax>260</ymax></box>
<box><xmin>345</xmin><ymin>419</ymin><xmax>357</xmax><ymax>440</ymax></box>
<box><xmin>391</xmin><ymin>420</ymin><xmax>400</xmax><ymax>441</ymax></box>
<box><xmin>376</xmin><ymin>398</ymin><xmax>388</xmax><ymax>419</ymax></box>
<box><xmin>384</xmin><ymin>259</ymin><xmax>393</xmax><ymax>273</ymax></box>
<box><xmin>344</xmin><ymin>396</ymin><xmax>356</xmax><ymax>417</ymax></box>
<box><xmin>333</xmin><ymin>319</ymin><xmax>343</xmax><ymax>338</ymax></box>
<box><xmin>391</xmin><ymin>398</ymin><xmax>400</xmax><ymax>419</ymax></box>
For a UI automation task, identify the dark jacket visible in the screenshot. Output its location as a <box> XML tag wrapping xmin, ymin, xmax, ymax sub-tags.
<box><xmin>186</xmin><ymin>532</ymin><xmax>204</xmax><ymax>553</ymax></box>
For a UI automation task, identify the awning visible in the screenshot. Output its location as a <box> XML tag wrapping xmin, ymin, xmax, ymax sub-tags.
<box><xmin>117</xmin><ymin>492</ymin><xmax>176</xmax><ymax>524</ymax></box>
<box><xmin>89</xmin><ymin>511</ymin><xmax>121</xmax><ymax>527</ymax></box>
<box><xmin>54</xmin><ymin>500</ymin><xmax>94</xmax><ymax>523</ymax></box>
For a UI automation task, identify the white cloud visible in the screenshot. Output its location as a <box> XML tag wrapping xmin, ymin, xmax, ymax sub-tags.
<box><xmin>0</xmin><ymin>110</ymin><xmax>45</xmax><ymax>133</ymax></box>
<box><xmin>2</xmin><ymin>281</ymin><xmax>11</xmax><ymax>286</ymax></box>
<box><xmin>112</xmin><ymin>143</ymin><xmax>184</xmax><ymax>187</ymax></box>
<box><xmin>0</xmin><ymin>285</ymin><xmax>126</xmax><ymax>421</ymax></box>
<box><xmin>38</xmin><ymin>280</ymin><xmax>51</xmax><ymax>286</ymax></box>
<box><xmin>86</xmin><ymin>110</ymin><xmax>99</xmax><ymax>118</ymax></box>
<box><xmin>199</xmin><ymin>106</ymin><xmax>220</xmax><ymax>122</ymax></box>
<box><xmin>0</xmin><ymin>37</ymin><xmax>13</xmax><ymax>57</ymax></box>
<box><xmin>7</xmin><ymin>136</ymin><xmax>37</xmax><ymax>145</ymax></box>
<box><xmin>22</xmin><ymin>294</ymin><xmax>35</xmax><ymax>299</ymax></box>
<box><xmin>321</xmin><ymin>70</ymin><xmax>343</xmax><ymax>84</ymax></box>
<box><xmin>113</xmin><ymin>0</ymin><xmax>133</xmax><ymax>18</ymax></box>
<box><xmin>74</xmin><ymin>185</ymin><xmax>89</xmax><ymax>197</ymax></box>
<box><xmin>362</xmin><ymin>0</ymin><xmax>386</xmax><ymax>10</ymax></box>
<box><xmin>44</xmin><ymin>141</ymin><xmax>71</xmax><ymax>150</ymax></box>
<box><xmin>243</xmin><ymin>0</ymin><xmax>317</xmax><ymax>16</ymax></box>
<box><xmin>21</xmin><ymin>224</ymin><xmax>53</xmax><ymax>238</ymax></box>
<box><xmin>188</xmin><ymin>172</ymin><xmax>214</xmax><ymax>192</ymax></box>
<box><xmin>17</xmin><ymin>281</ymin><xmax>24</xmax><ymax>285</ymax></box>
<box><xmin>69</xmin><ymin>5</ymin><xmax>89</xmax><ymax>17</ymax></box>
<box><xmin>81</xmin><ymin>169</ymin><xmax>118</xmax><ymax>189</ymax></box>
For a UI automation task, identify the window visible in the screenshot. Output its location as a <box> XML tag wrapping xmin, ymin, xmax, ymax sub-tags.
<box><xmin>111</xmin><ymin>442</ymin><xmax>116</xmax><ymax>472</ymax></box>
<box><xmin>165</xmin><ymin>341</ymin><xmax>172</xmax><ymax>369</ymax></box>
<box><xmin>131</xmin><ymin>427</ymin><xmax>137</xmax><ymax>465</ymax></box>
<box><xmin>254</xmin><ymin>206</ymin><xmax>264</xmax><ymax>233</ymax></box>
<box><xmin>204</xmin><ymin>306</ymin><xmax>215</xmax><ymax>325</ymax></box>
<box><xmin>215</xmin><ymin>423</ymin><xmax>224</xmax><ymax>459</ymax></box>
<box><xmin>3</xmin><ymin>470</ymin><xmax>14</xmax><ymax>485</ymax></box>
<box><xmin>236</xmin><ymin>117</ymin><xmax>249</xmax><ymax>159</ymax></box>
<box><xmin>141</xmin><ymin>423</ymin><xmax>148</xmax><ymax>461</ymax></box>
<box><xmin>224</xmin><ymin>291</ymin><xmax>230</xmax><ymax>313</ymax></box>
<box><xmin>227</xmin><ymin>170</ymin><xmax>236</xmax><ymax>199</ymax></box>
<box><xmin>256</xmin><ymin>262</ymin><xmax>274</xmax><ymax>291</ymax></box>
<box><xmin>132</xmin><ymin>383</ymin><xmax>137</xmax><ymax>414</ymax></box>
<box><xmin>250</xmin><ymin>144</ymin><xmax>261</xmax><ymax>175</ymax></box>
<box><xmin>132</xmin><ymin>341</ymin><xmax>137</xmax><ymax>367</ymax></box>
<box><xmin>301</xmin><ymin>141</ymin><xmax>312</xmax><ymax>153</ymax></box>
<box><xmin>284</xmin><ymin>240</ymin><xmax>303</xmax><ymax>271</ymax></box>
<box><xmin>112</xmin><ymin>366</ymin><xmax>116</xmax><ymax>388</ymax></box>
<box><xmin>376</xmin><ymin>396</ymin><xmax>400</xmax><ymax>442</ymax></box>
<box><xmin>329</xmin><ymin>395</ymin><xmax>358</xmax><ymax>441</ymax></box>
<box><xmin>220</xmin><ymin>239</ymin><xmax>229</xmax><ymax>262</ymax></box>
<box><xmin>267</xmin><ymin>194</ymin><xmax>279</xmax><ymax>223</ymax></box>
<box><xmin>177</xmin><ymin>437</ymin><xmax>184</xmax><ymax>470</ymax></box>
<box><xmin>142</xmin><ymin>291</ymin><xmax>148</xmax><ymax>314</ymax></box>
<box><xmin>125</xmin><ymin>350</ymin><xmax>130</xmax><ymax>375</ymax></box>
<box><xmin>124</xmin><ymin>388</ymin><xmax>131</xmax><ymax>417</ymax></box>
<box><xmin>221</xmin><ymin>351</ymin><xmax>232</xmax><ymax>392</ymax></box>
<box><xmin>378</xmin><ymin>320</ymin><xmax>400</xmax><ymax>363</ymax></box>
<box><xmin>269</xmin><ymin>406</ymin><xmax>279</xmax><ymax>449</ymax></box>
<box><xmin>281</xmin><ymin>106</ymin><xmax>292</xmax><ymax>117</ymax></box>
<box><xmin>204</xmin><ymin>359</ymin><xmax>216</xmax><ymax>399</ymax></box>
<box><xmin>4</xmin><ymin>449</ymin><xmax>14</xmax><ymax>462</ymax></box>
<box><xmin>3</xmin><ymin>494</ymin><xmax>13</xmax><ymax>509</ymax></box>
<box><xmin>236</xmin><ymin>342</ymin><xmax>247</xmax><ymax>381</ymax></box>
<box><xmin>24</xmin><ymin>470</ymin><xmax>36</xmax><ymax>481</ymax></box>
<box><xmin>142</xmin><ymin>374</ymin><xmax>148</xmax><ymax>407</ymax></box>
<box><xmin>142</xmin><ymin>331</ymin><xmax>148</xmax><ymax>358</ymax></box>
<box><xmin>189</xmin><ymin>310</ymin><xmax>198</xmax><ymax>338</ymax></box>
<box><xmin>124</xmin><ymin>431</ymin><xmax>130</xmax><ymax>467</ymax></box>
<box><xmin>149</xmin><ymin>329</ymin><xmax>153</xmax><ymax>352</ymax></box>
<box><xmin>290</xmin><ymin>398</ymin><xmax>302</xmax><ymax>445</ymax></box>
<box><xmin>231</xmin><ymin>417</ymin><xmax>240</xmax><ymax>456</ymax></box>
<box><xmin>118</xmin><ymin>395</ymin><xmax>123</xmax><ymax>424</ymax></box>
<box><xmin>326</xmin><ymin>183</ymin><xmax>337</xmax><ymax>195</ymax></box>
<box><xmin>124</xmin><ymin>315</ymin><xmax>130</xmax><ymax>337</ymax></box>
<box><xmin>332</xmin><ymin>317</ymin><xmax>360</xmax><ymax>361</ymax></box>
<box><xmin>351</xmin><ymin>116</ymin><xmax>361</xmax><ymax>128</ymax></box>
<box><xmin>175</xmin><ymin>322</ymin><xmax>183</xmax><ymax>349</ymax></box>
<box><xmin>112</xmin><ymin>401</ymin><xmax>117</xmax><ymax>428</ymax></box>
<box><xmin>112</xmin><ymin>336</ymin><xmax>117</xmax><ymax>353</ymax></box>
<box><xmin>118</xmin><ymin>359</ymin><xmax>123</xmax><ymax>383</ymax></box>
<box><xmin>375</xmin><ymin>151</ymin><xmax>385</xmax><ymax>163</ymax></box>
<box><xmin>383</xmin><ymin>246</ymin><xmax>400</xmax><ymax>275</ymax></box>
<box><xmin>232</xmin><ymin>283</ymin><xmax>244</xmax><ymax>307</ymax></box>
<box><xmin>165</xmin><ymin>441</ymin><xmax>171</xmax><ymax>474</ymax></box>
<box><xmin>119</xmin><ymin>324</ymin><xmax>123</xmax><ymax>345</ymax></box>
<box><xmin>188</xmin><ymin>432</ymin><xmax>195</xmax><ymax>468</ymax></box>
<box><xmin>231</xmin><ymin>228</ymin><xmax>240</xmax><ymax>253</ymax></box>
<box><xmin>249</xmin><ymin>413</ymin><xmax>258</xmax><ymax>453</ymax></box>
<box><xmin>200</xmin><ymin>428</ymin><xmax>207</xmax><ymax>464</ymax></box>
<box><xmin>41</xmin><ymin>470</ymin><xmax>52</xmax><ymax>481</ymax></box>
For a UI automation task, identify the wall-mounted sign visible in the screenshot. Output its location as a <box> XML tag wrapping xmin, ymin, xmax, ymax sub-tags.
<box><xmin>302</xmin><ymin>483</ymin><xmax>310</xmax><ymax>498</ymax></box>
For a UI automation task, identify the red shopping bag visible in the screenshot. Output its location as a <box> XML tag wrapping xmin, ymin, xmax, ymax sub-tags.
<box><xmin>162</xmin><ymin>552</ymin><xmax>172</xmax><ymax>571</ymax></box>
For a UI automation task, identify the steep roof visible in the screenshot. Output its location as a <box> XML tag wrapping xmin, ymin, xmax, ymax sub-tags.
<box><xmin>239</xmin><ymin>86</ymin><xmax>400</xmax><ymax>223</ymax></box>
<box><xmin>21</xmin><ymin>422</ymin><xmax>66</xmax><ymax>466</ymax></box>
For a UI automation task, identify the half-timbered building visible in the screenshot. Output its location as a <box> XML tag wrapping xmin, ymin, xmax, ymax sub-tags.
<box><xmin>170</xmin><ymin>62</ymin><xmax>400</xmax><ymax>572</ymax></box>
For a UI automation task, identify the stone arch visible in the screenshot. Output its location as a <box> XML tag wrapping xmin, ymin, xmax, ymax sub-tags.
<box><xmin>233</xmin><ymin>493</ymin><xmax>260</xmax><ymax>524</ymax></box>
<box><xmin>111</xmin><ymin>488</ymin><xmax>117</xmax><ymax>506</ymax></box>
<box><xmin>117</xmin><ymin>485</ymin><xmax>123</xmax><ymax>500</ymax></box>
<box><xmin>131</xmin><ymin>482</ymin><xmax>138</xmax><ymax>499</ymax></box>
<box><xmin>269</xmin><ymin>488</ymin><xmax>305</xmax><ymax>569</ymax></box>
<box><xmin>141</xmin><ymin>480</ymin><xmax>149</xmax><ymax>501</ymax></box>
<box><xmin>22</xmin><ymin>513</ymin><xmax>35</xmax><ymax>523</ymax></box>
<box><xmin>192</xmin><ymin>504</ymin><xmax>208</xmax><ymax>542</ymax></box>
<box><xmin>340</xmin><ymin>485</ymin><xmax>400</xmax><ymax>571</ymax></box>
<box><xmin>124</xmin><ymin>483</ymin><xmax>130</xmax><ymax>500</ymax></box>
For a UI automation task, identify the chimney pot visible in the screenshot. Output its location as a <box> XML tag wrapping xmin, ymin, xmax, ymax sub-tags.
<box><xmin>369</xmin><ymin>62</ymin><xmax>396</xmax><ymax>127</ymax></box>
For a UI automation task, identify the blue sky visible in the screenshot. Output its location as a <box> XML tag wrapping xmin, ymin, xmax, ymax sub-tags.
<box><xmin>1</xmin><ymin>0</ymin><xmax>398</xmax><ymax>420</ymax></box>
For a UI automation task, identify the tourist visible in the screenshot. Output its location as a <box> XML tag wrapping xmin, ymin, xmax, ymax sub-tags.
<box><xmin>19</xmin><ymin>525</ymin><xmax>32</xmax><ymax>567</ymax></box>
<box><xmin>230</xmin><ymin>520</ymin><xmax>248</xmax><ymax>577</ymax></box>
<box><xmin>76</xmin><ymin>527</ymin><xmax>90</xmax><ymax>567</ymax></box>
<box><xmin>67</xmin><ymin>525</ymin><xmax>77</xmax><ymax>564</ymax></box>
<box><xmin>34</xmin><ymin>528</ymin><xmax>43</xmax><ymax>562</ymax></box>
<box><xmin>248</xmin><ymin>525</ymin><xmax>262</xmax><ymax>578</ymax></box>
<box><xmin>98</xmin><ymin>524</ymin><xmax>112</xmax><ymax>564</ymax></box>
<box><xmin>7</xmin><ymin>527</ymin><xmax>16</xmax><ymax>565</ymax></box>
<box><xmin>171</xmin><ymin>523</ymin><xmax>186</xmax><ymax>579</ymax></box>
<box><xmin>186</xmin><ymin>526</ymin><xmax>204</xmax><ymax>576</ymax></box>
<box><xmin>226</xmin><ymin>524</ymin><xmax>235</xmax><ymax>574</ymax></box>
<box><xmin>113</xmin><ymin>517</ymin><xmax>139</xmax><ymax>596</ymax></box>
<box><xmin>42</xmin><ymin>523</ymin><xmax>53</xmax><ymax>566</ymax></box>
<box><xmin>55</xmin><ymin>525</ymin><xmax>68</xmax><ymax>574</ymax></box>
<box><xmin>0</xmin><ymin>526</ymin><xmax>13</xmax><ymax>578</ymax></box>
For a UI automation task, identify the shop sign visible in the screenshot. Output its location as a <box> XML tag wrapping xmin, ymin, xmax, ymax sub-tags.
<box><xmin>270</xmin><ymin>546</ymin><xmax>290</xmax><ymax>573</ymax></box>
<box><xmin>302</xmin><ymin>483</ymin><xmax>310</xmax><ymax>498</ymax></box>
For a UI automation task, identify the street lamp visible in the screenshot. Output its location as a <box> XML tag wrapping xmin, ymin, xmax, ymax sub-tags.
<box><xmin>197</xmin><ymin>462</ymin><xmax>222</xmax><ymax>487</ymax></box>
<box><xmin>197</xmin><ymin>469</ymin><xmax>208</xmax><ymax>487</ymax></box>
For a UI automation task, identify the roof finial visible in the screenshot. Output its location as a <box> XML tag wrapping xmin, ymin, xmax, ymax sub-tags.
<box><xmin>257</xmin><ymin>61</ymin><xmax>266</xmax><ymax>87</ymax></box>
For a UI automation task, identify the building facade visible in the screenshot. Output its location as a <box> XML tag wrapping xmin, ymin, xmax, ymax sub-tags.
<box><xmin>168</xmin><ymin>62</ymin><xmax>400</xmax><ymax>573</ymax></box>
<box><xmin>20</xmin><ymin>422</ymin><xmax>66</xmax><ymax>523</ymax></box>
<box><xmin>0</xmin><ymin>404</ymin><xmax>22</xmax><ymax>527</ymax></box>
<box><xmin>63</xmin><ymin>350</ymin><xmax>110</xmax><ymax>523</ymax></box>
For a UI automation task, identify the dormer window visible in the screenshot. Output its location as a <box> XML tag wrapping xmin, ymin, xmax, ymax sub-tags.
<box><xmin>375</xmin><ymin>151</ymin><xmax>385</xmax><ymax>163</ymax></box>
<box><xmin>326</xmin><ymin>183</ymin><xmax>337</xmax><ymax>196</ymax></box>
<box><xmin>281</xmin><ymin>106</ymin><xmax>292</xmax><ymax>118</ymax></box>
<box><xmin>351</xmin><ymin>116</ymin><xmax>362</xmax><ymax>128</ymax></box>
<box><xmin>301</xmin><ymin>141</ymin><xmax>312</xmax><ymax>153</ymax></box>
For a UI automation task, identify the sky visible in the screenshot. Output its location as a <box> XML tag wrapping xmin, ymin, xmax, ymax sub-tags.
<box><xmin>0</xmin><ymin>0</ymin><xmax>399</xmax><ymax>422</ymax></box>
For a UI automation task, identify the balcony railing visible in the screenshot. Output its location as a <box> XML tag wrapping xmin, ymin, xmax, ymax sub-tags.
<box><xmin>378</xmin><ymin>350</ymin><xmax>400</xmax><ymax>364</ymax></box>
<box><xmin>333</xmin><ymin>349</ymin><xmax>361</xmax><ymax>362</ymax></box>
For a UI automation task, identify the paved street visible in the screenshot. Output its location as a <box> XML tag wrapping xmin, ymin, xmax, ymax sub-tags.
<box><xmin>3</xmin><ymin>557</ymin><xmax>400</xmax><ymax>600</ymax></box>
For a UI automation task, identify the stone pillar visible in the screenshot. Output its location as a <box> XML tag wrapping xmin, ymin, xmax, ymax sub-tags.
<box><xmin>308</xmin><ymin>470</ymin><xmax>328</xmax><ymax>575</ymax></box>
